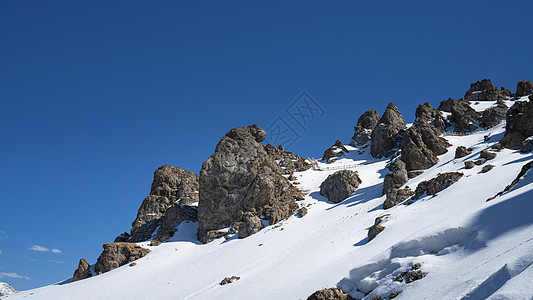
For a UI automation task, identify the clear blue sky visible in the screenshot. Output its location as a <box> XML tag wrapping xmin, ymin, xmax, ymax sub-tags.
<box><xmin>1</xmin><ymin>0</ymin><xmax>532</xmax><ymax>291</ymax></box>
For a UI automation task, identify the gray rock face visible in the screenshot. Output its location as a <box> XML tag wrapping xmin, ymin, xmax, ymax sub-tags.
<box><xmin>322</xmin><ymin>140</ymin><xmax>349</xmax><ymax>163</ymax></box>
<box><xmin>401</xmin><ymin>124</ymin><xmax>449</xmax><ymax>171</ymax></box>
<box><xmin>319</xmin><ymin>170</ymin><xmax>362</xmax><ymax>203</ymax></box>
<box><xmin>238</xmin><ymin>212</ymin><xmax>264</xmax><ymax>239</ymax></box>
<box><xmin>350</xmin><ymin>109</ymin><xmax>380</xmax><ymax>146</ymax></box>
<box><xmin>455</xmin><ymin>146</ymin><xmax>472</xmax><ymax>159</ymax></box>
<box><xmin>414</xmin><ymin>102</ymin><xmax>447</xmax><ymax>132</ymax></box>
<box><xmin>153</xmin><ymin>204</ymin><xmax>198</xmax><ymax>242</ymax></box>
<box><xmin>72</xmin><ymin>258</ymin><xmax>92</xmax><ymax>282</ymax></box>
<box><xmin>383</xmin><ymin>188</ymin><xmax>414</xmax><ymax>209</ymax></box>
<box><xmin>481</xmin><ymin>101</ymin><xmax>508</xmax><ymax>128</ymax></box>
<box><xmin>370</xmin><ymin>103</ymin><xmax>406</xmax><ymax>158</ymax></box>
<box><xmin>383</xmin><ymin>159</ymin><xmax>408</xmax><ymax>195</ymax></box>
<box><xmin>307</xmin><ymin>288</ymin><xmax>353</xmax><ymax>300</ymax></box>
<box><xmin>500</xmin><ymin>97</ymin><xmax>533</xmax><ymax>149</ymax></box>
<box><xmin>480</xmin><ymin>150</ymin><xmax>497</xmax><ymax>160</ymax></box>
<box><xmin>413</xmin><ymin>172</ymin><xmax>463</xmax><ymax>199</ymax></box>
<box><xmin>521</xmin><ymin>138</ymin><xmax>533</xmax><ymax>153</ymax></box>
<box><xmin>264</xmin><ymin>144</ymin><xmax>311</xmax><ymax>174</ymax></box>
<box><xmin>94</xmin><ymin>243</ymin><xmax>150</xmax><ymax>275</ymax></box>
<box><xmin>197</xmin><ymin>124</ymin><xmax>300</xmax><ymax>243</ymax></box>
<box><xmin>464</xmin><ymin>79</ymin><xmax>504</xmax><ymax>102</ymax></box>
<box><xmin>128</xmin><ymin>165</ymin><xmax>199</xmax><ymax>242</ymax></box>
<box><xmin>448</xmin><ymin>99</ymin><xmax>481</xmax><ymax>132</ymax></box>
<box><xmin>516</xmin><ymin>80</ymin><xmax>533</xmax><ymax>97</ymax></box>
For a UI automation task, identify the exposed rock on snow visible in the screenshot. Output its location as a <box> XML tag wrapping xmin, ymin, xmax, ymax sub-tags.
<box><xmin>72</xmin><ymin>258</ymin><xmax>92</xmax><ymax>282</ymax></box>
<box><xmin>394</xmin><ymin>263</ymin><xmax>427</xmax><ymax>283</ymax></box>
<box><xmin>383</xmin><ymin>188</ymin><xmax>414</xmax><ymax>209</ymax></box>
<box><xmin>350</xmin><ymin>109</ymin><xmax>380</xmax><ymax>146</ymax></box>
<box><xmin>319</xmin><ymin>170</ymin><xmax>362</xmax><ymax>203</ymax></box>
<box><xmin>487</xmin><ymin>160</ymin><xmax>533</xmax><ymax>201</ymax></box>
<box><xmin>521</xmin><ymin>137</ymin><xmax>533</xmax><ymax>153</ymax></box>
<box><xmin>480</xmin><ymin>100</ymin><xmax>508</xmax><ymax>128</ymax></box>
<box><xmin>382</xmin><ymin>159</ymin><xmax>408</xmax><ymax>195</ymax></box>
<box><xmin>464</xmin><ymin>79</ymin><xmax>504</xmax><ymax>102</ymax></box>
<box><xmin>413</xmin><ymin>172</ymin><xmax>463</xmax><ymax>199</ymax></box>
<box><xmin>322</xmin><ymin>140</ymin><xmax>349</xmax><ymax>163</ymax></box>
<box><xmin>220</xmin><ymin>276</ymin><xmax>240</xmax><ymax>286</ymax></box>
<box><xmin>297</xmin><ymin>207</ymin><xmax>308</xmax><ymax>217</ymax></box>
<box><xmin>238</xmin><ymin>212</ymin><xmax>264</xmax><ymax>239</ymax></box>
<box><xmin>464</xmin><ymin>161</ymin><xmax>475</xmax><ymax>169</ymax></box>
<box><xmin>500</xmin><ymin>96</ymin><xmax>533</xmax><ymax>149</ymax></box>
<box><xmin>414</xmin><ymin>102</ymin><xmax>447</xmax><ymax>132</ymax></box>
<box><xmin>128</xmin><ymin>165</ymin><xmax>199</xmax><ymax>242</ymax></box>
<box><xmin>0</xmin><ymin>282</ymin><xmax>17</xmax><ymax>296</ymax></box>
<box><xmin>307</xmin><ymin>287</ymin><xmax>353</xmax><ymax>300</ymax></box>
<box><xmin>443</xmin><ymin>98</ymin><xmax>480</xmax><ymax>132</ymax></box>
<box><xmin>401</xmin><ymin>123</ymin><xmax>449</xmax><ymax>171</ymax></box>
<box><xmin>153</xmin><ymin>204</ymin><xmax>198</xmax><ymax>242</ymax></box>
<box><xmin>197</xmin><ymin>124</ymin><xmax>300</xmax><ymax>243</ymax></box>
<box><xmin>94</xmin><ymin>243</ymin><xmax>150</xmax><ymax>275</ymax></box>
<box><xmin>455</xmin><ymin>146</ymin><xmax>472</xmax><ymax>159</ymax></box>
<box><xmin>368</xmin><ymin>224</ymin><xmax>385</xmax><ymax>242</ymax></box>
<box><xmin>482</xmin><ymin>164</ymin><xmax>495</xmax><ymax>173</ymax></box>
<box><xmin>480</xmin><ymin>150</ymin><xmax>497</xmax><ymax>160</ymax></box>
<box><xmin>264</xmin><ymin>144</ymin><xmax>311</xmax><ymax>174</ymax></box>
<box><xmin>516</xmin><ymin>79</ymin><xmax>533</xmax><ymax>97</ymax></box>
<box><xmin>370</xmin><ymin>102</ymin><xmax>406</xmax><ymax>158</ymax></box>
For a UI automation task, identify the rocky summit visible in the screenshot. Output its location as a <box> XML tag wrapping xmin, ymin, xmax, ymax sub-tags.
<box><xmin>370</xmin><ymin>102</ymin><xmax>406</xmax><ymax>158</ymax></box>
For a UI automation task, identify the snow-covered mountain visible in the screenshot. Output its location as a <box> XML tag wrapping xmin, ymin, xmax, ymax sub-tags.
<box><xmin>0</xmin><ymin>282</ymin><xmax>17</xmax><ymax>297</ymax></box>
<box><xmin>6</xmin><ymin>81</ymin><xmax>533</xmax><ymax>300</ymax></box>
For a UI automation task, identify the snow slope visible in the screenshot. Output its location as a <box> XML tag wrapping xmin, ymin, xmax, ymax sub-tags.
<box><xmin>7</xmin><ymin>100</ymin><xmax>533</xmax><ymax>300</ymax></box>
<box><xmin>0</xmin><ymin>282</ymin><xmax>17</xmax><ymax>297</ymax></box>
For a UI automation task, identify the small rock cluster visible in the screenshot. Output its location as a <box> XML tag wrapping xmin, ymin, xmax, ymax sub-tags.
<box><xmin>220</xmin><ymin>276</ymin><xmax>240</xmax><ymax>286</ymax></box>
<box><xmin>394</xmin><ymin>263</ymin><xmax>427</xmax><ymax>284</ymax></box>
<box><xmin>413</xmin><ymin>172</ymin><xmax>463</xmax><ymax>200</ymax></box>
<box><xmin>307</xmin><ymin>287</ymin><xmax>353</xmax><ymax>300</ymax></box>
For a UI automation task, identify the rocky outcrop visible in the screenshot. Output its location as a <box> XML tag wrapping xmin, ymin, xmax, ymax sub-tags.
<box><xmin>72</xmin><ymin>258</ymin><xmax>92</xmax><ymax>282</ymax></box>
<box><xmin>238</xmin><ymin>212</ymin><xmax>264</xmax><ymax>239</ymax></box>
<box><xmin>521</xmin><ymin>138</ymin><xmax>533</xmax><ymax>153</ymax></box>
<box><xmin>382</xmin><ymin>159</ymin><xmax>408</xmax><ymax>195</ymax></box>
<box><xmin>319</xmin><ymin>170</ymin><xmax>362</xmax><ymax>203</ymax></box>
<box><xmin>414</xmin><ymin>102</ymin><xmax>447</xmax><ymax>132</ymax></box>
<box><xmin>401</xmin><ymin>123</ymin><xmax>449</xmax><ymax>171</ymax></box>
<box><xmin>443</xmin><ymin>99</ymin><xmax>481</xmax><ymax>132</ymax></box>
<box><xmin>197</xmin><ymin>125</ymin><xmax>301</xmax><ymax>243</ymax></box>
<box><xmin>383</xmin><ymin>188</ymin><xmax>414</xmax><ymax>209</ymax></box>
<box><xmin>455</xmin><ymin>146</ymin><xmax>472</xmax><ymax>159</ymax></box>
<box><xmin>94</xmin><ymin>243</ymin><xmax>150</xmax><ymax>275</ymax></box>
<box><xmin>128</xmin><ymin>165</ymin><xmax>199</xmax><ymax>242</ymax></box>
<box><xmin>413</xmin><ymin>172</ymin><xmax>463</xmax><ymax>199</ymax></box>
<box><xmin>220</xmin><ymin>276</ymin><xmax>240</xmax><ymax>285</ymax></box>
<box><xmin>481</xmin><ymin>101</ymin><xmax>508</xmax><ymax>128</ymax></box>
<box><xmin>350</xmin><ymin>109</ymin><xmax>380</xmax><ymax>146</ymax></box>
<box><xmin>153</xmin><ymin>204</ymin><xmax>198</xmax><ymax>242</ymax></box>
<box><xmin>516</xmin><ymin>80</ymin><xmax>533</xmax><ymax>97</ymax></box>
<box><xmin>307</xmin><ymin>288</ymin><xmax>353</xmax><ymax>300</ymax></box>
<box><xmin>487</xmin><ymin>160</ymin><xmax>533</xmax><ymax>201</ymax></box>
<box><xmin>322</xmin><ymin>140</ymin><xmax>349</xmax><ymax>163</ymax></box>
<box><xmin>370</xmin><ymin>103</ymin><xmax>406</xmax><ymax>158</ymax></box>
<box><xmin>464</xmin><ymin>79</ymin><xmax>504</xmax><ymax>102</ymax></box>
<box><xmin>264</xmin><ymin>144</ymin><xmax>311</xmax><ymax>174</ymax></box>
<box><xmin>368</xmin><ymin>217</ymin><xmax>385</xmax><ymax>241</ymax></box>
<box><xmin>500</xmin><ymin>96</ymin><xmax>533</xmax><ymax>149</ymax></box>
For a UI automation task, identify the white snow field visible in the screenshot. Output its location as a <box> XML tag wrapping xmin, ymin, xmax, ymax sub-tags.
<box><xmin>7</xmin><ymin>99</ymin><xmax>533</xmax><ymax>300</ymax></box>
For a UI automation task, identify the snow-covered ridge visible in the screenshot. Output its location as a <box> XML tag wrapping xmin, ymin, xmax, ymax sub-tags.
<box><xmin>0</xmin><ymin>282</ymin><xmax>17</xmax><ymax>297</ymax></box>
<box><xmin>6</xmin><ymin>98</ymin><xmax>533</xmax><ymax>300</ymax></box>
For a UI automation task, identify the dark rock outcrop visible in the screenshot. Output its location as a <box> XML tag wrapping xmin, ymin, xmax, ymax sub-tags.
<box><xmin>94</xmin><ymin>243</ymin><xmax>150</xmax><ymax>275</ymax></box>
<box><xmin>297</xmin><ymin>207</ymin><xmax>308</xmax><ymax>217</ymax></box>
<box><xmin>475</xmin><ymin>158</ymin><xmax>486</xmax><ymax>165</ymax></box>
<box><xmin>319</xmin><ymin>170</ymin><xmax>362</xmax><ymax>203</ymax></box>
<box><xmin>128</xmin><ymin>165</ymin><xmax>199</xmax><ymax>242</ymax></box>
<box><xmin>368</xmin><ymin>224</ymin><xmax>385</xmax><ymax>241</ymax></box>
<box><xmin>445</xmin><ymin>99</ymin><xmax>481</xmax><ymax>132</ymax></box>
<box><xmin>220</xmin><ymin>276</ymin><xmax>240</xmax><ymax>285</ymax></box>
<box><xmin>370</xmin><ymin>103</ymin><xmax>406</xmax><ymax>158</ymax></box>
<box><xmin>464</xmin><ymin>161</ymin><xmax>475</xmax><ymax>169</ymax></box>
<box><xmin>307</xmin><ymin>288</ymin><xmax>354</xmax><ymax>300</ymax></box>
<box><xmin>464</xmin><ymin>79</ymin><xmax>504</xmax><ymax>102</ymax></box>
<box><xmin>413</xmin><ymin>172</ymin><xmax>463</xmax><ymax>199</ymax></box>
<box><xmin>153</xmin><ymin>204</ymin><xmax>198</xmax><ymax>242</ymax></box>
<box><xmin>72</xmin><ymin>258</ymin><xmax>92</xmax><ymax>282</ymax></box>
<box><xmin>383</xmin><ymin>188</ymin><xmax>414</xmax><ymax>209</ymax></box>
<box><xmin>401</xmin><ymin>123</ymin><xmax>449</xmax><ymax>171</ymax></box>
<box><xmin>455</xmin><ymin>146</ymin><xmax>472</xmax><ymax>159</ymax></box>
<box><xmin>481</xmin><ymin>101</ymin><xmax>508</xmax><ymax>128</ymax></box>
<box><xmin>516</xmin><ymin>80</ymin><xmax>533</xmax><ymax>97</ymax></box>
<box><xmin>322</xmin><ymin>140</ymin><xmax>349</xmax><ymax>163</ymax></box>
<box><xmin>521</xmin><ymin>138</ymin><xmax>533</xmax><ymax>153</ymax></box>
<box><xmin>350</xmin><ymin>109</ymin><xmax>380</xmax><ymax>146</ymax></box>
<box><xmin>264</xmin><ymin>144</ymin><xmax>311</xmax><ymax>174</ymax></box>
<box><xmin>480</xmin><ymin>150</ymin><xmax>497</xmax><ymax>160</ymax></box>
<box><xmin>383</xmin><ymin>159</ymin><xmax>408</xmax><ymax>195</ymax></box>
<box><xmin>414</xmin><ymin>102</ymin><xmax>447</xmax><ymax>132</ymax></box>
<box><xmin>197</xmin><ymin>125</ymin><xmax>301</xmax><ymax>243</ymax></box>
<box><xmin>238</xmin><ymin>212</ymin><xmax>264</xmax><ymax>239</ymax></box>
<box><xmin>500</xmin><ymin>97</ymin><xmax>533</xmax><ymax>149</ymax></box>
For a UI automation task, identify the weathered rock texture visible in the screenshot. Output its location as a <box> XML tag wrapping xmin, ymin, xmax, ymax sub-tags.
<box><xmin>238</xmin><ymin>212</ymin><xmax>264</xmax><ymax>239</ymax></box>
<box><xmin>153</xmin><ymin>204</ymin><xmax>198</xmax><ymax>242</ymax></box>
<box><xmin>371</xmin><ymin>102</ymin><xmax>406</xmax><ymax>158</ymax></box>
<box><xmin>307</xmin><ymin>288</ymin><xmax>354</xmax><ymax>300</ymax></box>
<box><xmin>264</xmin><ymin>144</ymin><xmax>311</xmax><ymax>174</ymax></box>
<box><xmin>197</xmin><ymin>125</ymin><xmax>302</xmax><ymax>243</ymax></box>
<box><xmin>439</xmin><ymin>98</ymin><xmax>481</xmax><ymax>132</ymax></box>
<box><xmin>322</xmin><ymin>140</ymin><xmax>349</xmax><ymax>163</ymax></box>
<box><xmin>128</xmin><ymin>165</ymin><xmax>199</xmax><ymax>242</ymax></box>
<box><xmin>464</xmin><ymin>79</ymin><xmax>504</xmax><ymax>102</ymax></box>
<box><xmin>516</xmin><ymin>80</ymin><xmax>533</xmax><ymax>97</ymax></box>
<box><xmin>383</xmin><ymin>159</ymin><xmax>408</xmax><ymax>195</ymax></box>
<box><xmin>319</xmin><ymin>170</ymin><xmax>362</xmax><ymax>203</ymax></box>
<box><xmin>455</xmin><ymin>146</ymin><xmax>472</xmax><ymax>159</ymax></box>
<box><xmin>481</xmin><ymin>101</ymin><xmax>508</xmax><ymax>128</ymax></box>
<box><xmin>350</xmin><ymin>109</ymin><xmax>380</xmax><ymax>146</ymax></box>
<box><xmin>94</xmin><ymin>242</ymin><xmax>150</xmax><ymax>275</ymax></box>
<box><xmin>413</xmin><ymin>172</ymin><xmax>463</xmax><ymax>199</ymax></box>
<box><xmin>401</xmin><ymin>123</ymin><xmax>449</xmax><ymax>171</ymax></box>
<box><xmin>72</xmin><ymin>258</ymin><xmax>92</xmax><ymax>282</ymax></box>
<box><xmin>500</xmin><ymin>96</ymin><xmax>533</xmax><ymax>149</ymax></box>
<box><xmin>384</xmin><ymin>188</ymin><xmax>414</xmax><ymax>209</ymax></box>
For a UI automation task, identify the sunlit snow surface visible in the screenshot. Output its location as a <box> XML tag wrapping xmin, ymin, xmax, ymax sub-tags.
<box><xmin>8</xmin><ymin>99</ymin><xmax>533</xmax><ymax>300</ymax></box>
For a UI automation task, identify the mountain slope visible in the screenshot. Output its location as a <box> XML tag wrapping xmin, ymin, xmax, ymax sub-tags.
<box><xmin>6</xmin><ymin>99</ymin><xmax>533</xmax><ymax>300</ymax></box>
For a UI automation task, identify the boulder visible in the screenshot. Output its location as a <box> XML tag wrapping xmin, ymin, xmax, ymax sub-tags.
<box><xmin>464</xmin><ymin>161</ymin><xmax>475</xmax><ymax>169</ymax></box>
<box><xmin>521</xmin><ymin>138</ymin><xmax>533</xmax><ymax>153</ymax></box>
<box><xmin>464</xmin><ymin>79</ymin><xmax>504</xmax><ymax>102</ymax></box>
<box><xmin>322</xmin><ymin>140</ymin><xmax>349</xmax><ymax>163</ymax></box>
<box><xmin>297</xmin><ymin>207</ymin><xmax>308</xmax><ymax>217</ymax></box>
<box><xmin>482</xmin><ymin>164</ymin><xmax>495</xmax><ymax>173</ymax></box>
<box><xmin>413</xmin><ymin>172</ymin><xmax>463</xmax><ymax>199</ymax></box>
<box><xmin>264</xmin><ymin>144</ymin><xmax>311</xmax><ymax>174</ymax></box>
<box><xmin>500</xmin><ymin>132</ymin><xmax>526</xmax><ymax>150</ymax></box>
<box><xmin>481</xmin><ymin>102</ymin><xmax>508</xmax><ymax>128</ymax></box>
<box><xmin>382</xmin><ymin>159</ymin><xmax>408</xmax><ymax>195</ymax></box>
<box><xmin>383</xmin><ymin>188</ymin><xmax>414</xmax><ymax>209</ymax></box>
<box><xmin>370</xmin><ymin>102</ymin><xmax>406</xmax><ymax>158</ymax></box>
<box><xmin>350</xmin><ymin>109</ymin><xmax>380</xmax><ymax>146</ymax></box>
<box><xmin>238</xmin><ymin>213</ymin><xmax>264</xmax><ymax>239</ymax></box>
<box><xmin>197</xmin><ymin>125</ymin><xmax>300</xmax><ymax>243</ymax></box>
<box><xmin>455</xmin><ymin>146</ymin><xmax>472</xmax><ymax>159</ymax></box>
<box><xmin>368</xmin><ymin>224</ymin><xmax>385</xmax><ymax>241</ymax></box>
<box><xmin>480</xmin><ymin>150</ymin><xmax>497</xmax><ymax>160</ymax></box>
<box><xmin>128</xmin><ymin>165</ymin><xmax>199</xmax><ymax>242</ymax></box>
<box><xmin>475</xmin><ymin>158</ymin><xmax>486</xmax><ymax>165</ymax></box>
<box><xmin>401</xmin><ymin>124</ymin><xmax>449</xmax><ymax>171</ymax></box>
<box><xmin>72</xmin><ymin>258</ymin><xmax>92</xmax><ymax>282</ymax></box>
<box><xmin>307</xmin><ymin>288</ymin><xmax>353</xmax><ymax>300</ymax></box>
<box><xmin>319</xmin><ymin>170</ymin><xmax>362</xmax><ymax>203</ymax></box>
<box><xmin>94</xmin><ymin>243</ymin><xmax>150</xmax><ymax>275</ymax></box>
<box><xmin>516</xmin><ymin>80</ymin><xmax>533</xmax><ymax>97</ymax></box>
<box><xmin>220</xmin><ymin>276</ymin><xmax>240</xmax><ymax>285</ymax></box>
<box><xmin>500</xmin><ymin>97</ymin><xmax>533</xmax><ymax>149</ymax></box>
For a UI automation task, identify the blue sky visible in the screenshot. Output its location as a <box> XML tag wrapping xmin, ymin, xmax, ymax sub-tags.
<box><xmin>1</xmin><ymin>0</ymin><xmax>532</xmax><ymax>291</ymax></box>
